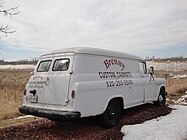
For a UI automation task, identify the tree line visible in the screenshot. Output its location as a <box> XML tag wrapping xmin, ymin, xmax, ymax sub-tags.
<box><xmin>0</xmin><ymin>58</ymin><xmax>38</xmax><ymax>65</ymax></box>
<box><xmin>145</xmin><ymin>56</ymin><xmax>187</xmax><ymax>62</ymax></box>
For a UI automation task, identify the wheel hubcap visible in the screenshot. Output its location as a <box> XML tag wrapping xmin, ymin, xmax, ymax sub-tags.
<box><xmin>109</xmin><ymin>106</ymin><xmax>117</xmax><ymax>120</ymax></box>
<box><xmin>159</xmin><ymin>95</ymin><xmax>163</xmax><ymax>102</ymax></box>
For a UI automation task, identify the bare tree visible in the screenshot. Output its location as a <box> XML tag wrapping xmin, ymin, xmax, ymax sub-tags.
<box><xmin>0</xmin><ymin>0</ymin><xmax>19</xmax><ymax>39</ymax></box>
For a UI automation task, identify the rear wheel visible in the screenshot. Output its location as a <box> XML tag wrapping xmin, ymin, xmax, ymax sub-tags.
<box><xmin>154</xmin><ymin>88</ymin><xmax>166</xmax><ymax>106</ymax></box>
<box><xmin>99</xmin><ymin>100</ymin><xmax>121</xmax><ymax>128</ymax></box>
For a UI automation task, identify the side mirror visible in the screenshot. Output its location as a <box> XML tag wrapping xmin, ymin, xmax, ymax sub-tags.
<box><xmin>149</xmin><ymin>66</ymin><xmax>154</xmax><ymax>75</ymax></box>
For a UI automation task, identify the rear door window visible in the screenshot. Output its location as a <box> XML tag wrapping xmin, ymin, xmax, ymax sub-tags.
<box><xmin>52</xmin><ymin>59</ymin><xmax>70</xmax><ymax>71</ymax></box>
<box><xmin>37</xmin><ymin>60</ymin><xmax>52</xmax><ymax>72</ymax></box>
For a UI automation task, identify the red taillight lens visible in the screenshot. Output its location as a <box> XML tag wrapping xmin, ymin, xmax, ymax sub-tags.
<box><xmin>71</xmin><ymin>90</ymin><xmax>76</xmax><ymax>99</ymax></box>
<box><xmin>24</xmin><ymin>89</ymin><xmax>26</xmax><ymax>96</ymax></box>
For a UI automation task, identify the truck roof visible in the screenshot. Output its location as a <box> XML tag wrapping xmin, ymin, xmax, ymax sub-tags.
<box><xmin>41</xmin><ymin>47</ymin><xmax>143</xmax><ymax>61</ymax></box>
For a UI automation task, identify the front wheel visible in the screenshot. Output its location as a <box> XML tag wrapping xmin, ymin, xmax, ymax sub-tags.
<box><xmin>154</xmin><ymin>88</ymin><xmax>166</xmax><ymax>106</ymax></box>
<box><xmin>99</xmin><ymin>100</ymin><xmax>121</xmax><ymax>128</ymax></box>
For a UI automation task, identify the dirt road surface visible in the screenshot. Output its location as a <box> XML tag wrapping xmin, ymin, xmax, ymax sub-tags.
<box><xmin>0</xmin><ymin>104</ymin><xmax>172</xmax><ymax>140</ymax></box>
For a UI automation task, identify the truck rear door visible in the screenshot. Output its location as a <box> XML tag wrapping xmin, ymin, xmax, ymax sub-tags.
<box><xmin>28</xmin><ymin>53</ymin><xmax>74</xmax><ymax>106</ymax></box>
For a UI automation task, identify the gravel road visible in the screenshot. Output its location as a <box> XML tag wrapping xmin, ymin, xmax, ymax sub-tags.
<box><xmin>0</xmin><ymin>104</ymin><xmax>172</xmax><ymax>140</ymax></box>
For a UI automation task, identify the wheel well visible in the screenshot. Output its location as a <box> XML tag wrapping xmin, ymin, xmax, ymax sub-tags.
<box><xmin>110</xmin><ymin>97</ymin><xmax>124</xmax><ymax>110</ymax></box>
<box><xmin>160</xmin><ymin>86</ymin><xmax>167</xmax><ymax>95</ymax></box>
<box><xmin>160</xmin><ymin>86</ymin><xmax>165</xmax><ymax>92</ymax></box>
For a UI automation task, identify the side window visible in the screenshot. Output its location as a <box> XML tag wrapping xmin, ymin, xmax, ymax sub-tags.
<box><xmin>139</xmin><ymin>62</ymin><xmax>147</xmax><ymax>74</ymax></box>
<box><xmin>52</xmin><ymin>59</ymin><xmax>70</xmax><ymax>71</ymax></box>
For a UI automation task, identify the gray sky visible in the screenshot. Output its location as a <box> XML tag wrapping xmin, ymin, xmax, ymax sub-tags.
<box><xmin>1</xmin><ymin>0</ymin><xmax>187</xmax><ymax>61</ymax></box>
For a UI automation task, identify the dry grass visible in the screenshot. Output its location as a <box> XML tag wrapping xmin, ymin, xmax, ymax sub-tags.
<box><xmin>0</xmin><ymin>70</ymin><xmax>30</xmax><ymax>120</ymax></box>
<box><xmin>155</xmin><ymin>70</ymin><xmax>187</xmax><ymax>101</ymax></box>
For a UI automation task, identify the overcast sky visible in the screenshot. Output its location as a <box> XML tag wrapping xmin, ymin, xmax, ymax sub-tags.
<box><xmin>0</xmin><ymin>0</ymin><xmax>187</xmax><ymax>61</ymax></box>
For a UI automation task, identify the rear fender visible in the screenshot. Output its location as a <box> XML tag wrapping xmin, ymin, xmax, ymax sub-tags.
<box><xmin>102</xmin><ymin>95</ymin><xmax>124</xmax><ymax>114</ymax></box>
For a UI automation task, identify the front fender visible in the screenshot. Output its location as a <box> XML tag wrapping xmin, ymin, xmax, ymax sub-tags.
<box><xmin>155</xmin><ymin>78</ymin><xmax>166</xmax><ymax>99</ymax></box>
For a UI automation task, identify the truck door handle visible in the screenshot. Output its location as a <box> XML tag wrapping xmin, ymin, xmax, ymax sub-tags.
<box><xmin>45</xmin><ymin>77</ymin><xmax>49</xmax><ymax>86</ymax></box>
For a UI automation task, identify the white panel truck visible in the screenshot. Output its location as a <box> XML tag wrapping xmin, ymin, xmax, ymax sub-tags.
<box><xmin>19</xmin><ymin>47</ymin><xmax>166</xmax><ymax>128</ymax></box>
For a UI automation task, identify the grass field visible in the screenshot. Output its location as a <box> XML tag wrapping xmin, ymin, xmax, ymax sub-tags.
<box><xmin>0</xmin><ymin>70</ymin><xmax>30</xmax><ymax>120</ymax></box>
<box><xmin>155</xmin><ymin>70</ymin><xmax>187</xmax><ymax>102</ymax></box>
<box><xmin>0</xmin><ymin>69</ymin><xmax>186</xmax><ymax>121</ymax></box>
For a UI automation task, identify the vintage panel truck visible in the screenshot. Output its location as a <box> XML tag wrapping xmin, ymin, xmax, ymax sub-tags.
<box><xmin>19</xmin><ymin>47</ymin><xmax>166</xmax><ymax>128</ymax></box>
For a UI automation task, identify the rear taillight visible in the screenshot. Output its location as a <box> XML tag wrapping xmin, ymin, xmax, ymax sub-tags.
<box><xmin>71</xmin><ymin>90</ymin><xmax>76</xmax><ymax>99</ymax></box>
<box><xmin>24</xmin><ymin>89</ymin><xmax>26</xmax><ymax>96</ymax></box>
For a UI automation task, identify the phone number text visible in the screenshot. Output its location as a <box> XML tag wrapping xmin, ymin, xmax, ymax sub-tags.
<box><xmin>106</xmin><ymin>80</ymin><xmax>133</xmax><ymax>87</ymax></box>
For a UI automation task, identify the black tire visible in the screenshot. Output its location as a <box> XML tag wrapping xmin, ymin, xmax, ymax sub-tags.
<box><xmin>99</xmin><ymin>100</ymin><xmax>121</xmax><ymax>128</ymax></box>
<box><xmin>48</xmin><ymin>117</ymin><xmax>60</xmax><ymax>122</ymax></box>
<box><xmin>154</xmin><ymin>88</ymin><xmax>166</xmax><ymax>106</ymax></box>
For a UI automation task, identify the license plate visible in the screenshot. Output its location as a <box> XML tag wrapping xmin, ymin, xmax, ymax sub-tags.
<box><xmin>29</xmin><ymin>95</ymin><xmax>38</xmax><ymax>103</ymax></box>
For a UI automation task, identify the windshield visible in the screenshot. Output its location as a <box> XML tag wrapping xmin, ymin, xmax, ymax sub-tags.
<box><xmin>52</xmin><ymin>59</ymin><xmax>70</xmax><ymax>71</ymax></box>
<box><xmin>37</xmin><ymin>60</ymin><xmax>52</xmax><ymax>72</ymax></box>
